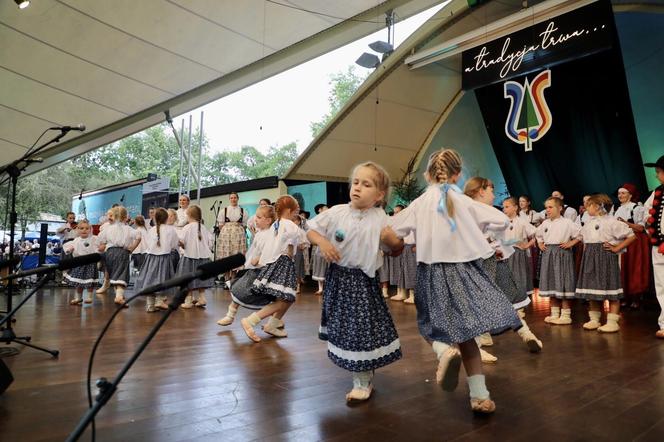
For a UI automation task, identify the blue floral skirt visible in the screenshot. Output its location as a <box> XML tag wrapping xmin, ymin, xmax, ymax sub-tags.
<box><xmin>415</xmin><ymin>261</ymin><xmax>521</xmax><ymax>344</ymax></box>
<box><xmin>323</xmin><ymin>264</ymin><xmax>402</xmax><ymax>372</ymax></box>
<box><xmin>251</xmin><ymin>255</ymin><xmax>297</xmax><ymax>303</ymax></box>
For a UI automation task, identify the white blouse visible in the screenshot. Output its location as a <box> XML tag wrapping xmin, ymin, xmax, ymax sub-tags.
<box><xmin>143</xmin><ymin>224</ymin><xmax>180</xmax><ymax>256</ymax></box>
<box><xmin>98</xmin><ymin>223</ymin><xmax>138</xmax><ymax>249</ymax></box>
<box><xmin>536</xmin><ymin>217</ymin><xmax>581</xmax><ymax>244</ymax></box>
<box><xmin>506</xmin><ymin>216</ymin><xmax>537</xmax><ymax>242</ymax></box>
<box><xmin>245</xmin><ymin>229</ymin><xmax>270</xmax><ymax>269</ymax></box>
<box><xmin>64</xmin><ymin>236</ymin><xmax>99</xmax><ymax>257</ymax></box>
<box><xmin>576</xmin><ymin>211</ymin><xmax>594</xmax><ymax>226</ymax></box>
<box><xmin>390</xmin><ymin>185</ymin><xmax>508</xmax><ymax>263</ymax></box>
<box><xmin>579</xmin><ymin>215</ymin><xmax>634</xmax><ymax>247</ymax></box>
<box><xmin>519</xmin><ymin>210</ymin><xmax>543</xmax><ymax>226</ymax></box>
<box><xmin>131</xmin><ymin>226</ymin><xmax>149</xmax><ymax>254</ymax></box>
<box><xmin>217</xmin><ymin>205</ymin><xmax>248</xmax><ymax>227</ymax></box>
<box><xmin>179</xmin><ymin>222</ymin><xmax>213</xmax><ymax>259</ymax></box>
<box><xmin>307</xmin><ymin>204</ymin><xmax>388</xmax><ymax>277</ymax></box>
<box><xmin>258</xmin><ymin>219</ymin><xmax>302</xmax><ymax>266</ymax></box>
<box><xmin>175</xmin><ymin>208</ymin><xmax>189</xmax><ymax>228</ymax></box>
<box><xmin>613</xmin><ymin>202</ymin><xmax>646</xmax><ymax>226</ymax></box>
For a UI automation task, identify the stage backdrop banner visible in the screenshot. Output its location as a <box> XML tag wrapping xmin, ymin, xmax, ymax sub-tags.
<box><xmin>462</xmin><ymin>0</ymin><xmax>614</xmax><ymax>90</ymax></box>
<box><xmin>474</xmin><ymin>46</ymin><xmax>647</xmax><ymax>210</ymax></box>
<box><xmin>72</xmin><ymin>184</ymin><xmax>143</xmax><ymax>224</ymax></box>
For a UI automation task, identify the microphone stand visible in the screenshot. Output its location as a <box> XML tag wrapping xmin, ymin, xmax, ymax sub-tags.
<box><xmin>0</xmin><ymin>274</ymin><xmax>59</xmax><ymax>357</ymax></box>
<box><xmin>211</xmin><ymin>201</ymin><xmax>221</xmax><ymax>261</ymax></box>
<box><xmin>66</xmin><ymin>285</ymin><xmax>189</xmax><ymax>442</ymax></box>
<box><xmin>0</xmin><ymin>129</ymin><xmax>70</xmax><ymax>358</ymax></box>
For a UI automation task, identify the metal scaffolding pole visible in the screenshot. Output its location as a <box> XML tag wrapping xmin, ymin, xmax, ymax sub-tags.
<box><xmin>197</xmin><ymin>112</ymin><xmax>204</xmax><ymax>205</ymax></box>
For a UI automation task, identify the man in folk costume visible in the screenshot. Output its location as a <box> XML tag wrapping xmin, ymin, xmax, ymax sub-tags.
<box><xmin>614</xmin><ymin>183</ymin><xmax>650</xmax><ymax>308</ymax></box>
<box><xmin>643</xmin><ymin>155</ymin><xmax>664</xmax><ymax>338</ymax></box>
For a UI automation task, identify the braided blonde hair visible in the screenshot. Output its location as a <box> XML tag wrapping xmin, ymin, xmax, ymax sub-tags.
<box><xmin>425</xmin><ymin>149</ymin><xmax>463</xmax><ymax>218</ymax></box>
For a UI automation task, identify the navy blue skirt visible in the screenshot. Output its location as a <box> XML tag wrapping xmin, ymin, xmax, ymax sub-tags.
<box><xmin>231</xmin><ymin>268</ymin><xmax>271</xmax><ymax>309</ymax></box>
<box><xmin>323</xmin><ymin>264</ymin><xmax>402</xmax><ymax>372</ymax></box>
<box><xmin>251</xmin><ymin>255</ymin><xmax>297</xmax><ymax>303</ymax></box>
<box><xmin>415</xmin><ymin>261</ymin><xmax>521</xmax><ymax>344</ymax></box>
<box><xmin>64</xmin><ymin>263</ymin><xmax>98</xmax><ymax>288</ymax></box>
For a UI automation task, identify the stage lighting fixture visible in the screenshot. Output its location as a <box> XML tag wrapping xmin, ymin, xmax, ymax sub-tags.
<box><xmin>369</xmin><ymin>41</ymin><xmax>394</xmax><ymax>54</ymax></box>
<box><xmin>15</xmin><ymin>0</ymin><xmax>30</xmax><ymax>9</ymax></box>
<box><xmin>355</xmin><ymin>53</ymin><xmax>381</xmax><ymax>69</ymax></box>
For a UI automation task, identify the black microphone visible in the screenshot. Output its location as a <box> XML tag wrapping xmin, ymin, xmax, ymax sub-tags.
<box><xmin>136</xmin><ymin>254</ymin><xmax>244</xmax><ymax>295</ymax></box>
<box><xmin>120</xmin><ymin>194</ymin><xmax>125</xmax><ymax>203</ymax></box>
<box><xmin>49</xmin><ymin>124</ymin><xmax>86</xmax><ymax>132</ymax></box>
<box><xmin>2</xmin><ymin>253</ymin><xmax>102</xmax><ymax>281</ymax></box>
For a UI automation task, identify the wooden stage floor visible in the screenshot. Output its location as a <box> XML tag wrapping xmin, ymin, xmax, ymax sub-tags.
<box><xmin>1</xmin><ymin>284</ymin><xmax>664</xmax><ymax>441</ymax></box>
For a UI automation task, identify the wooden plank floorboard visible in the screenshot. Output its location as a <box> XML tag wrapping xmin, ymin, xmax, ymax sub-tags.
<box><xmin>1</xmin><ymin>285</ymin><xmax>664</xmax><ymax>441</ymax></box>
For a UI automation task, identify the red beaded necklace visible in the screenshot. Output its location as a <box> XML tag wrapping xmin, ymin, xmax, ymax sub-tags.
<box><xmin>646</xmin><ymin>186</ymin><xmax>664</xmax><ymax>249</ymax></box>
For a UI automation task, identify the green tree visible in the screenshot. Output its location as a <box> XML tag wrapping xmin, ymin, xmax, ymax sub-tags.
<box><xmin>310</xmin><ymin>66</ymin><xmax>367</xmax><ymax>138</ymax></box>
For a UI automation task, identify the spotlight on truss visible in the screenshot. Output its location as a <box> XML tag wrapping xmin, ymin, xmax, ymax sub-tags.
<box><xmin>355</xmin><ymin>53</ymin><xmax>381</xmax><ymax>69</ymax></box>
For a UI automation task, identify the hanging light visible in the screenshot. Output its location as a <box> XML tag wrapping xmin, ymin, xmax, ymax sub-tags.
<box><xmin>15</xmin><ymin>0</ymin><xmax>30</xmax><ymax>9</ymax></box>
<box><xmin>355</xmin><ymin>53</ymin><xmax>381</xmax><ymax>69</ymax></box>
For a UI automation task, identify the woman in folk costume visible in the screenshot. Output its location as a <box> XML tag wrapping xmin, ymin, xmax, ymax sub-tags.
<box><xmin>614</xmin><ymin>183</ymin><xmax>650</xmax><ymax>309</ymax></box>
<box><xmin>216</xmin><ymin>192</ymin><xmax>248</xmax><ymax>281</ymax></box>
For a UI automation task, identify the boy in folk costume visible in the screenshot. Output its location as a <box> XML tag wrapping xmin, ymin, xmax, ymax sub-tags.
<box><xmin>643</xmin><ymin>156</ymin><xmax>664</xmax><ymax>339</ymax></box>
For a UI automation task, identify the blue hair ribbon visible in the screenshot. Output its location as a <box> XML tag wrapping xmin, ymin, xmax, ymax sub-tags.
<box><xmin>437</xmin><ymin>183</ymin><xmax>462</xmax><ymax>232</ymax></box>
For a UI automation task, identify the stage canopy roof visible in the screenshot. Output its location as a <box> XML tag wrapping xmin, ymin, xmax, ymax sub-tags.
<box><xmin>0</xmin><ymin>0</ymin><xmax>440</xmax><ymax>175</ymax></box>
<box><xmin>284</xmin><ymin>0</ymin><xmax>664</xmax><ymax>182</ymax></box>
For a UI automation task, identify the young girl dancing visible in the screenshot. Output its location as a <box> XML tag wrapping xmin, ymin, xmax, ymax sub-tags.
<box><xmin>239</xmin><ymin>195</ymin><xmax>302</xmax><ymax>342</ymax></box>
<box><xmin>536</xmin><ymin>197</ymin><xmax>581</xmax><ymax>324</ymax></box>
<box><xmin>390</xmin><ymin>149</ymin><xmax>521</xmax><ymax>414</ymax></box>
<box><xmin>217</xmin><ymin>205</ymin><xmax>276</xmax><ymax>326</ymax></box>
<box><xmin>464</xmin><ymin>179</ymin><xmax>541</xmax><ymax>358</ymax></box>
<box><xmin>96</xmin><ymin>209</ymin><xmax>114</xmax><ymax>294</ymax></box>
<box><xmin>131</xmin><ymin>215</ymin><xmax>149</xmax><ymax>274</ymax></box>
<box><xmin>576</xmin><ymin>194</ymin><xmax>636</xmax><ymax>332</ymax></box>
<box><xmin>65</xmin><ymin>220</ymin><xmax>99</xmax><ymax>305</ymax></box>
<box><xmin>177</xmin><ymin>205</ymin><xmax>215</xmax><ymax>309</ymax></box>
<box><xmin>97</xmin><ymin>206</ymin><xmax>140</xmax><ymax>306</ymax></box>
<box><xmin>307</xmin><ymin>162</ymin><xmax>403</xmax><ymax>403</ymax></box>
<box><xmin>310</xmin><ymin>204</ymin><xmax>329</xmax><ymax>295</ymax></box>
<box><xmin>134</xmin><ymin>208</ymin><xmax>180</xmax><ymax>312</ymax></box>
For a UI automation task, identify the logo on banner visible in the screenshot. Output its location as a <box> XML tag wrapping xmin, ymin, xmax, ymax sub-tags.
<box><xmin>504</xmin><ymin>69</ymin><xmax>552</xmax><ymax>151</ymax></box>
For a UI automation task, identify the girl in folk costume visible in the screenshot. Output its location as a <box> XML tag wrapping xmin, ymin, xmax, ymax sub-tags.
<box><xmin>131</xmin><ymin>215</ymin><xmax>149</xmax><ymax>274</ymax></box>
<box><xmin>134</xmin><ymin>208</ymin><xmax>180</xmax><ymax>313</ymax></box>
<box><xmin>240</xmin><ymin>195</ymin><xmax>302</xmax><ymax>342</ymax></box>
<box><xmin>293</xmin><ymin>214</ymin><xmax>309</xmax><ymax>294</ymax></box>
<box><xmin>390</xmin><ymin>150</ymin><xmax>521</xmax><ymax>414</ymax></box>
<box><xmin>177</xmin><ymin>205</ymin><xmax>215</xmax><ymax>309</ymax></box>
<box><xmin>175</xmin><ymin>194</ymin><xmax>190</xmax><ymax>228</ymax></box>
<box><xmin>536</xmin><ymin>197</ymin><xmax>582</xmax><ymax>325</ymax></box>
<box><xmin>216</xmin><ymin>192</ymin><xmax>248</xmax><ymax>281</ymax></box>
<box><xmin>518</xmin><ymin>195</ymin><xmax>542</xmax><ymax>289</ymax></box>
<box><xmin>65</xmin><ymin>220</ymin><xmax>99</xmax><ymax>305</ymax></box>
<box><xmin>217</xmin><ymin>205</ymin><xmax>276</xmax><ymax>326</ymax></box>
<box><xmin>96</xmin><ymin>209</ymin><xmax>114</xmax><ymax>294</ymax></box>
<box><xmin>614</xmin><ymin>183</ymin><xmax>650</xmax><ymax>309</ymax></box>
<box><xmin>310</xmin><ymin>204</ymin><xmax>329</xmax><ymax>295</ymax></box>
<box><xmin>503</xmin><ymin>197</ymin><xmax>541</xmax><ymax>343</ymax></box>
<box><xmin>247</xmin><ymin>198</ymin><xmax>272</xmax><ymax>240</ymax></box>
<box><xmin>308</xmin><ymin>162</ymin><xmax>403</xmax><ymax>403</ymax></box>
<box><xmin>392</xmin><ymin>231</ymin><xmax>417</xmax><ymax>304</ymax></box>
<box><xmin>575</xmin><ymin>194</ymin><xmax>636</xmax><ymax>332</ymax></box>
<box><xmin>643</xmin><ymin>156</ymin><xmax>664</xmax><ymax>339</ymax></box>
<box><xmin>465</xmin><ymin>180</ymin><xmax>543</xmax><ymax>356</ymax></box>
<box><xmin>97</xmin><ymin>206</ymin><xmax>141</xmax><ymax>306</ymax></box>
<box><xmin>388</xmin><ymin>205</ymin><xmax>405</xmax><ymax>301</ymax></box>
<box><xmin>166</xmin><ymin>209</ymin><xmax>181</xmax><ymax>272</ymax></box>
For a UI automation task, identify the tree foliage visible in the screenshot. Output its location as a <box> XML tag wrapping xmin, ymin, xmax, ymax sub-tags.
<box><xmin>310</xmin><ymin>66</ymin><xmax>367</xmax><ymax>138</ymax></box>
<box><xmin>0</xmin><ymin>124</ymin><xmax>298</xmax><ymax>228</ymax></box>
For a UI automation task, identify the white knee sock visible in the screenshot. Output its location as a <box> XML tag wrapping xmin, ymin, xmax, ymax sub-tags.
<box><xmin>467</xmin><ymin>374</ymin><xmax>490</xmax><ymax>400</ymax></box>
<box><xmin>318</xmin><ymin>281</ymin><xmax>324</xmax><ymax>292</ymax></box>
<box><xmin>226</xmin><ymin>304</ymin><xmax>238</xmax><ymax>318</ymax></box>
<box><xmin>352</xmin><ymin>370</ymin><xmax>373</xmax><ymax>389</ymax></box>
<box><xmin>432</xmin><ymin>341</ymin><xmax>451</xmax><ymax>359</ymax></box>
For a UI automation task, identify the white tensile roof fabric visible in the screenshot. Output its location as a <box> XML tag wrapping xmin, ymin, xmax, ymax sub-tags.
<box><xmin>0</xmin><ymin>0</ymin><xmax>440</xmax><ymax>174</ymax></box>
<box><xmin>284</xmin><ymin>0</ymin><xmax>553</xmax><ymax>182</ymax></box>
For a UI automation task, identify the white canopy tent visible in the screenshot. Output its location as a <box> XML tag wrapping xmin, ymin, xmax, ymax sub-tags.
<box><xmin>284</xmin><ymin>0</ymin><xmax>663</xmax><ymax>183</ymax></box>
<box><xmin>0</xmin><ymin>0</ymin><xmax>441</xmax><ymax>175</ymax></box>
